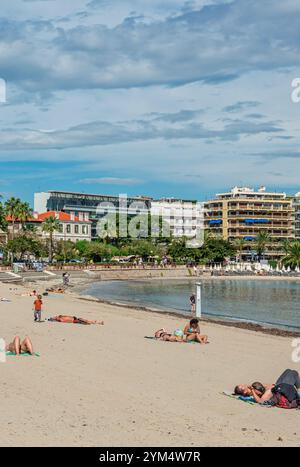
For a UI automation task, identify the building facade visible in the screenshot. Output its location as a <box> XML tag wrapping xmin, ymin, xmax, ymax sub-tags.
<box><xmin>38</xmin><ymin>211</ymin><xmax>92</xmax><ymax>242</ymax></box>
<box><xmin>151</xmin><ymin>198</ymin><xmax>204</xmax><ymax>242</ymax></box>
<box><xmin>294</xmin><ymin>192</ymin><xmax>300</xmax><ymax>241</ymax></box>
<box><xmin>205</xmin><ymin>186</ymin><xmax>295</xmax><ymax>259</ymax></box>
<box><xmin>34</xmin><ymin>191</ymin><xmax>152</xmax><ymax>239</ymax></box>
<box><xmin>6</xmin><ymin>211</ymin><xmax>92</xmax><ymax>243</ymax></box>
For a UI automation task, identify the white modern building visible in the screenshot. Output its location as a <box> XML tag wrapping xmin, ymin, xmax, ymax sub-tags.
<box><xmin>151</xmin><ymin>198</ymin><xmax>205</xmax><ymax>243</ymax></box>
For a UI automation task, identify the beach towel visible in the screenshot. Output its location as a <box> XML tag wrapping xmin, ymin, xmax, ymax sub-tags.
<box><xmin>222</xmin><ymin>390</ymin><xmax>300</xmax><ymax>408</ymax></box>
<box><xmin>5</xmin><ymin>351</ymin><xmax>40</xmax><ymax>357</ymax></box>
<box><xmin>222</xmin><ymin>391</ymin><xmax>268</xmax><ymax>406</ymax></box>
<box><xmin>144</xmin><ymin>336</ymin><xmax>197</xmax><ymax>343</ymax></box>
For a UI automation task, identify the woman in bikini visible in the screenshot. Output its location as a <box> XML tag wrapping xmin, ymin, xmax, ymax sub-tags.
<box><xmin>154</xmin><ymin>328</ymin><xmax>184</xmax><ymax>342</ymax></box>
<box><xmin>6</xmin><ymin>336</ymin><xmax>34</xmax><ymax>355</ymax></box>
<box><xmin>184</xmin><ymin>318</ymin><xmax>208</xmax><ymax>343</ymax></box>
<box><xmin>48</xmin><ymin>315</ymin><xmax>104</xmax><ymax>325</ymax></box>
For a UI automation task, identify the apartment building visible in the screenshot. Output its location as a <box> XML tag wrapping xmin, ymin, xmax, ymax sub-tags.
<box><xmin>294</xmin><ymin>192</ymin><xmax>300</xmax><ymax>241</ymax></box>
<box><xmin>205</xmin><ymin>186</ymin><xmax>295</xmax><ymax>259</ymax></box>
<box><xmin>151</xmin><ymin>198</ymin><xmax>204</xmax><ymax>241</ymax></box>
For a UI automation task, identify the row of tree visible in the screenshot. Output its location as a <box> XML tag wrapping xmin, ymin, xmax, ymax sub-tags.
<box><xmin>0</xmin><ymin>196</ymin><xmax>300</xmax><ymax>268</ymax></box>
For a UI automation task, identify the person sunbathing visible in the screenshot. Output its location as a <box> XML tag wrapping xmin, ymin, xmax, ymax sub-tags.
<box><xmin>234</xmin><ymin>369</ymin><xmax>300</xmax><ymax>402</ymax></box>
<box><xmin>20</xmin><ymin>290</ymin><xmax>38</xmax><ymax>297</ymax></box>
<box><xmin>184</xmin><ymin>318</ymin><xmax>208</xmax><ymax>343</ymax></box>
<box><xmin>154</xmin><ymin>328</ymin><xmax>184</xmax><ymax>342</ymax></box>
<box><xmin>6</xmin><ymin>336</ymin><xmax>33</xmax><ymax>355</ymax></box>
<box><xmin>47</xmin><ymin>315</ymin><xmax>104</xmax><ymax>325</ymax></box>
<box><xmin>46</xmin><ymin>287</ymin><xmax>65</xmax><ymax>293</ymax></box>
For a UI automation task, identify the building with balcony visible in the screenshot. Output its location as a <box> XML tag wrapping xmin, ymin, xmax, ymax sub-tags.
<box><xmin>151</xmin><ymin>198</ymin><xmax>204</xmax><ymax>242</ymax></box>
<box><xmin>204</xmin><ymin>186</ymin><xmax>295</xmax><ymax>260</ymax></box>
<box><xmin>294</xmin><ymin>192</ymin><xmax>300</xmax><ymax>241</ymax></box>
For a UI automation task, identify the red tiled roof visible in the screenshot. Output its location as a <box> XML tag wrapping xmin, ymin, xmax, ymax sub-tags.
<box><xmin>6</xmin><ymin>211</ymin><xmax>90</xmax><ymax>223</ymax></box>
<box><xmin>6</xmin><ymin>215</ymin><xmax>41</xmax><ymax>223</ymax></box>
<box><xmin>37</xmin><ymin>211</ymin><xmax>90</xmax><ymax>223</ymax></box>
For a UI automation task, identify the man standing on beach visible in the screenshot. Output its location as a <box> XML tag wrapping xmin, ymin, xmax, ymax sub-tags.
<box><xmin>33</xmin><ymin>295</ymin><xmax>43</xmax><ymax>322</ymax></box>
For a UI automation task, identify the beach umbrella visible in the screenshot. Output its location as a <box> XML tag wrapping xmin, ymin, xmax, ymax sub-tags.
<box><xmin>287</xmin><ymin>266</ymin><xmax>291</xmax><ymax>273</ymax></box>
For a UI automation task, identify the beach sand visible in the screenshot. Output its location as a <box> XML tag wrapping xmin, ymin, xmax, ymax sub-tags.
<box><xmin>0</xmin><ymin>280</ymin><xmax>299</xmax><ymax>447</ymax></box>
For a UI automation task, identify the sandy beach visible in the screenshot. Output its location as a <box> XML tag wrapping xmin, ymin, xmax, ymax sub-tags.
<box><xmin>0</xmin><ymin>279</ymin><xmax>299</xmax><ymax>447</ymax></box>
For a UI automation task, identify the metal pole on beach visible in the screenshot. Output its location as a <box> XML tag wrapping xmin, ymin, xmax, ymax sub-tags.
<box><xmin>196</xmin><ymin>282</ymin><xmax>202</xmax><ymax>318</ymax></box>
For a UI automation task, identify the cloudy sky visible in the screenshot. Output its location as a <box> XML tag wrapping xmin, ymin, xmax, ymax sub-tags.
<box><xmin>0</xmin><ymin>0</ymin><xmax>300</xmax><ymax>203</ymax></box>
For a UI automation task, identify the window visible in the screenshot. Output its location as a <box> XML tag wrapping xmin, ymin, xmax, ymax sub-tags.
<box><xmin>75</xmin><ymin>225</ymin><xmax>79</xmax><ymax>234</ymax></box>
<box><xmin>66</xmin><ymin>224</ymin><xmax>71</xmax><ymax>234</ymax></box>
<box><xmin>82</xmin><ymin>225</ymin><xmax>87</xmax><ymax>235</ymax></box>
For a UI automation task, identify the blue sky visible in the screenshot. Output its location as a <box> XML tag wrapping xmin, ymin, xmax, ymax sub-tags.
<box><xmin>0</xmin><ymin>0</ymin><xmax>300</xmax><ymax>204</ymax></box>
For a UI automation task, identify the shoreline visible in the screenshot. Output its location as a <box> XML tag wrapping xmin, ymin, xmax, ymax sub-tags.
<box><xmin>21</xmin><ymin>274</ymin><xmax>299</xmax><ymax>339</ymax></box>
<box><xmin>76</xmin><ymin>293</ymin><xmax>300</xmax><ymax>339</ymax></box>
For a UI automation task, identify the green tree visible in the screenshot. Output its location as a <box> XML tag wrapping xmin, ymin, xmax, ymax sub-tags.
<box><xmin>0</xmin><ymin>200</ymin><xmax>8</xmax><ymax>233</ymax></box>
<box><xmin>199</xmin><ymin>236</ymin><xmax>235</xmax><ymax>264</ymax></box>
<box><xmin>233</xmin><ymin>238</ymin><xmax>246</xmax><ymax>261</ymax></box>
<box><xmin>255</xmin><ymin>231</ymin><xmax>271</xmax><ymax>261</ymax></box>
<box><xmin>5</xmin><ymin>197</ymin><xmax>22</xmax><ymax>239</ymax></box>
<box><xmin>282</xmin><ymin>242</ymin><xmax>300</xmax><ymax>269</ymax></box>
<box><xmin>42</xmin><ymin>216</ymin><xmax>61</xmax><ymax>263</ymax></box>
<box><xmin>5</xmin><ymin>234</ymin><xmax>46</xmax><ymax>261</ymax></box>
<box><xmin>18</xmin><ymin>201</ymin><xmax>33</xmax><ymax>229</ymax></box>
<box><xmin>55</xmin><ymin>240</ymin><xmax>78</xmax><ymax>263</ymax></box>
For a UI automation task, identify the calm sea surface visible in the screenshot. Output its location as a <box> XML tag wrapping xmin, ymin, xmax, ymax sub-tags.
<box><xmin>82</xmin><ymin>279</ymin><xmax>300</xmax><ymax>331</ymax></box>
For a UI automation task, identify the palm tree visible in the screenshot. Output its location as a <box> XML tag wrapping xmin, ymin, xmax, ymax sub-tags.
<box><xmin>42</xmin><ymin>216</ymin><xmax>61</xmax><ymax>263</ymax></box>
<box><xmin>18</xmin><ymin>201</ymin><xmax>33</xmax><ymax>229</ymax></box>
<box><xmin>255</xmin><ymin>231</ymin><xmax>271</xmax><ymax>261</ymax></box>
<box><xmin>4</xmin><ymin>197</ymin><xmax>22</xmax><ymax>239</ymax></box>
<box><xmin>282</xmin><ymin>242</ymin><xmax>300</xmax><ymax>269</ymax></box>
<box><xmin>0</xmin><ymin>200</ymin><xmax>7</xmax><ymax>233</ymax></box>
<box><xmin>233</xmin><ymin>238</ymin><xmax>245</xmax><ymax>262</ymax></box>
<box><xmin>281</xmin><ymin>239</ymin><xmax>292</xmax><ymax>256</ymax></box>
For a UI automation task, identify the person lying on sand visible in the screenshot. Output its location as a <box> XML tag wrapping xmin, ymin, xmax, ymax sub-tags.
<box><xmin>5</xmin><ymin>336</ymin><xmax>33</xmax><ymax>355</ymax></box>
<box><xmin>47</xmin><ymin>315</ymin><xmax>104</xmax><ymax>325</ymax></box>
<box><xmin>154</xmin><ymin>328</ymin><xmax>184</xmax><ymax>342</ymax></box>
<box><xmin>46</xmin><ymin>287</ymin><xmax>65</xmax><ymax>294</ymax></box>
<box><xmin>184</xmin><ymin>318</ymin><xmax>208</xmax><ymax>344</ymax></box>
<box><xmin>20</xmin><ymin>290</ymin><xmax>38</xmax><ymax>297</ymax></box>
<box><xmin>234</xmin><ymin>369</ymin><xmax>300</xmax><ymax>403</ymax></box>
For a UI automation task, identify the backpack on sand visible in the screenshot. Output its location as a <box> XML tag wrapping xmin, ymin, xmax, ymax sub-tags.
<box><xmin>271</xmin><ymin>383</ymin><xmax>300</xmax><ymax>409</ymax></box>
